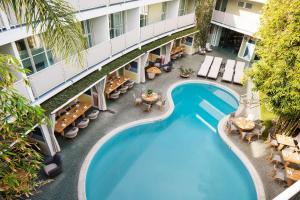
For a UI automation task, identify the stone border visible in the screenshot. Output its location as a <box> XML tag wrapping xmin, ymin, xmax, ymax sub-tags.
<box><xmin>78</xmin><ymin>80</ymin><xmax>265</xmax><ymax>200</ymax></box>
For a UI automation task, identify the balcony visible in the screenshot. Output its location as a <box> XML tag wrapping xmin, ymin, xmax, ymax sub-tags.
<box><xmin>66</xmin><ymin>0</ymin><xmax>109</xmax><ymax>11</ymax></box>
<box><xmin>211</xmin><ymin>10</ymin><xmax>260</xmax><ymax>36</ymax></box>
<box><xmin>23</xmin><ymin>13</ymin><xmax>195</xmax><ymax>99</ymax></box>
<box><xmin>28</xmin><ymin>40</ymin><xmax>111</xmax><ymax>97</ymax></box>
<box><xmin>140</xmin><ymin>14</ymin><xmax>195</xmax><ymax>42</ymax></box>
<box><xmin>14</xmin><ymin>80</ymin><xmax>32</xmax><ymax>100</ymax></box>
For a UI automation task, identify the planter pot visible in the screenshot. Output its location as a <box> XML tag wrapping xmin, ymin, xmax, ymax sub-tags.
<box><xmin>180</xmin><ymin>73</ymin><xmax>191</xmax><ymax>78</ymax></box>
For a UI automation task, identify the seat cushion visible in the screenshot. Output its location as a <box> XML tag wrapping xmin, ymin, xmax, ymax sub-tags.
<box><xmin>44</xmin><ymin>163</ymin><xmax>58</xmax><ymax>175</ymax></box>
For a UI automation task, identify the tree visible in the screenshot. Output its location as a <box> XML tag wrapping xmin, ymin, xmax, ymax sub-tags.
<box><xmin>194</xmin><ymin>0</ymin><xmax>214</xmax><ymax>48</ymax></box>
<box><xmin>247</xmin><ymin>0</ymin><xmax>300</xmax><ymax>136</ymax></box>
<box><xmin>0</xmin><ymin>0</ymin><xmax>86</xmax><ymax>198</ymax></box>
<box><xmin>0</xmin><ymin>55</ymin><xmax>46</xmax><ymax>199</ymax></box>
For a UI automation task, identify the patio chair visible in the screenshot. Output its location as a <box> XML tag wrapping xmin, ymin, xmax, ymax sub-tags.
<box><xmin>133</xmin><ymin>93</ymin><xmax>142</xmax><ymax>105</ymax></box>
<box><xmin>64</xmin><ymin>127</ymin><xmax>79</xmax><ymax>139</ymax></box>
<box><xmin>87</xmin><ymin>110</ymin><xmax>100</xmax><ymax>120</ymax></box>
<box><xmin>142</xmin><ymin>102</ymin><xmax>152</xmax><ymax>112</ymax></box>
<box><xmin>226</xmin><ymin>120</ymin><xmax>238</xmax><ymax>134</ymax></box>
<box><xmin>272</xmin><ymin>166</ymin><xmax>287</xmax><ymax>185</ymax></box>
<box><xmin>155</xmin><ymin>99</ymin><xmax>166</xmax><ymax>111</ymax></box>
<box><xmin>77</xmin><ymin>118</ymin><xmax>90</xmax><ymax>129</ymax></box>
<box><xmin>120</xmin><ymin>85</ymin><xmax>128</xmax><ymax>94</ymax></box>
<box><xmin>110</xmin><ymin>92</ymin><xmax>120</xmax><ymax>100</ymax></box>
<box><xmin>43</xmin><ymin>153</ymin><xmax>63</xmax><ymax>178</ymax></box>
<box><xmin>245</xmin><ymin>125</ymin><xmax>266</xmax><ymax>143</ymax></box>
<box><xmin>125</xmin><ymin>81</ymin><xmax>135</xmax><ymax>89</ymax></box>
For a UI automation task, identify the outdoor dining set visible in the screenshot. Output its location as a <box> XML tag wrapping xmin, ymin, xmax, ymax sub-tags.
<box><xmin>133</xmin><ymin>89</ymin><xmax>166</xmax><ymax>112</ymax></box>
<box><xmin>226</xmin><ymin>113</ymin><xmax>300</xmax><ymax>187</ymax></box>
<box><xmin>55</xmin><ymin>100</ymin><xmax>100</xmax><ymax>139</ymax></box>
<box><xmin>105</xmin><ymin>75</ymin><xmax>135</xmax><ymax>99</ymax></box>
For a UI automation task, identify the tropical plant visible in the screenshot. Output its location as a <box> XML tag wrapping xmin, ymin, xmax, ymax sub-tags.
<box><xmin>0</xmin><ymin>0</ymin><xmax>86</xmax><ymax>63</ymax></box>
<box><xmin>146</xmin><ymin>89</ymin><xmax>153</xmax><ymax>96</ymax></box>
<box><xmin>247</xmin><ymin>0</ymin><xmax>300</xmax><ymax>136</ymax></box>
<box><xmin>194</xmin><ymin>0</ymin><xmax>214</xmax><ymax>48</ymax></box>
<box><xmin>179</xmin><ymin>66</ymin><xmax>194</xmax><ymax>77</ymax></box>
<box><xmin>0</xmin><ymin>55</ymin><xmax>47</xmax><ymax>199</ymax></box>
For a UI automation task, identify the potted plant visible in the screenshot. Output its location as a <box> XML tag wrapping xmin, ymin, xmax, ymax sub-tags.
<box><xmin>179</xmin><ymin>66</ymin><xmax>194</xmax><ymax>78</ymax></box>
<box><xmin>146</xmin><ymin>89</ymin><xmax>153</xmax><ymax>97</ymax></box>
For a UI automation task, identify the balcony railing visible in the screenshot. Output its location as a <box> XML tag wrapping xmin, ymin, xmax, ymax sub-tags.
<box><xmin>26</xmin><ymin>14</ymin><xmax>195</xmax><ymax>98</ymax></box>
<box><xmin>66</xmin><ymin>0</ymin><xmax>109</xmax><ymax>11</ymax></box>
<box><xmin>141</xmin><ymin>14</ymin><xmax>195</xmax><ymax>42</ymax></box>
<box><xmin>28</xmin><ymin>40</ymin><xmax>111</xmax><ymax>97</ymax></box>
<box><xmin>14</xmin><ymin>80</ymin><xmax>32</xmax><ymax>100</ymax></box>
<box><xmin>211</xmin><ymin>10</ymin><xmax>260</xmax><ymax>35</ymax></box>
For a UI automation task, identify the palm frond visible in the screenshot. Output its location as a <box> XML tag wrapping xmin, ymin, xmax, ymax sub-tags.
<box><xmin>0</xmin><ymin>0</ymin><xmax>86</xmax><ymax>65</ymax></box>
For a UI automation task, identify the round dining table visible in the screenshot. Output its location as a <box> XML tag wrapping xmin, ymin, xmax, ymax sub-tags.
<box><xmin>141</xmin><ymin>92</ymin><xmax>159</xmax><ymax>104</ymax></box>
<box><xmin>233</xmin><ymin>117</ymin><xmax>255</xmax><ymax>132</ymax></box>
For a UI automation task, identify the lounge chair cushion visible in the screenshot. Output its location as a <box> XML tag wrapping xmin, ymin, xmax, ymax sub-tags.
<box><xmin>44</xmin><ymin>163</ymin><xmax>58</xmax><ymax>175</ymax></box>
<box><xmin>64</xmin><ymin>127</ymin><xmax>79</xmax><ymax>138</ymax></box>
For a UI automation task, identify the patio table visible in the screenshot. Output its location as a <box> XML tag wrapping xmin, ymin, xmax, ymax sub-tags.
<box><xmin>147</xmin><ymin>67</ymin><xmax>161</xmax><ymax>74</ymax></box>
<box><xmin>285</xmin><ymin>166</ymin><xmax>300</xmax><ymax>186</ymax></box>
<box><xmin>105</xmin><ymin>76</ymin><xmax>129</xmax><ymax>96</ymax></box>
<box><xmin>141</xmin><ymin>92</ymin><xmax>159</xmax><ymax>104</ymax></box>
<box><xmin>55</xmin><ymin>102</ymin><xmax>92</xmax><ymax>135</ymax></box>
<box><xmin>282</xmin><ymin>148</ymin><xmax>300</xmax><ymax>165</ymax></box>
<box><xmin>233</xmin><ymin>117</ymin><xmax>255</xmax><ymax>132</ymax></box>
<box><xmin>276</xmin><ymin>134</ymin><xmax>296</xmax><ymax>147</ymax></box>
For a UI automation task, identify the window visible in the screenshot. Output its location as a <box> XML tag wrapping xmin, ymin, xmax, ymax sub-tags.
<box><xmin>245</xmin><ymin>3</ymin><xmax>252</xmax><ymax>9</ymax></box>
<box><xmin>140</xmin><ymin>6</ymin><xmax>148</xmax><ymax>27</ymax></box>
<box><xmin>109</xmin><ymin>12</ymin><xmax>125</xmax><ymax>39</ymax></box>
<box><xmin>238</xmin><ymin>1</ymin><xmax>252</xmax><ymax>9</ymax></box>
<box><xmin>16</xmin><ymin>35</ymin><xmax>55</xmax><ymax>75</ymax></box>
<box><xmin>161</xmin><ymin>2</ymin><xmax>167</xmax><ymax>20</ymax></box>
<box><xmin>81</xmin><ymin>20</ymin><xmax>93</xmax><ymax>48</ymax></box>
<box><xmin>178</xmin><ymin>0</ymin><xmax>188</xmax><ymax>16</ymax></box>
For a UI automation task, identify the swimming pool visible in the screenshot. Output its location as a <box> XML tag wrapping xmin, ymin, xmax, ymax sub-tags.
<box><xmin>81</xmin><ymin>82</ymin><xmax>258</xmax><ymax>200</ymax></box>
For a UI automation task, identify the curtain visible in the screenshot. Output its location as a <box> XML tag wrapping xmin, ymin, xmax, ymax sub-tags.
<box><xmin>94</xmin><ymin>78</ymin><xmax>107</xmax><ymax>110</ymax></box>
<box><xmin>42</xmin><ymin>114</ymin><xmax>61</xmax><ymax>155</ymax></box>
<box><xmin>165</xmin><ymin>41</ymin><xmax>173</xmax><ymax>64</ymax></box>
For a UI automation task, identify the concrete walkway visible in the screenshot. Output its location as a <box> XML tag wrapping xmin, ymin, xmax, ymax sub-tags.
<box><xmin>32</xmin><ymin>50</ymin><xmax>284</xmax><ymax>200</ymax></box>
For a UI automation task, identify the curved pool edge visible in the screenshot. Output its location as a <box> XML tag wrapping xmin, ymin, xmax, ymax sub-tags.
<box><xmin>78</xmin><ymin>80</ymin><xmax>265</xmax><ymax>200</ymax></box>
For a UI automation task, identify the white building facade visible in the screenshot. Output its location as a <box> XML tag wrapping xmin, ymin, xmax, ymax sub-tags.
<box><xmin>0</xmin><ymin>0</ymin><xmax>197</xmax><ymax>155</ymax></box>
<box><xmin>209</xmin><ymin>0</ymin><xmax>266</xmax><ymax>61</ymax></box>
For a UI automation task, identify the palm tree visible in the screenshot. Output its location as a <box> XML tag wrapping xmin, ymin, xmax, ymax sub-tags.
<box><xmin>0</xmin><ymin>0</ymin><xmax>86</xmax><ymax>63</ymax></box>
<box><xmin>0</xmin><ymin>1</ymin><xmax>85</xmax><ymax>199</ymax></box>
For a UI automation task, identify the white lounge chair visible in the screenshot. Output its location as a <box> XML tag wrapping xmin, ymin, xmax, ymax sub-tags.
<box><xmin>233</xmin><ymin>61</ymin><xmax>245</xmax><ymax>84</ymax></box>
<box><xmin>197</xmin><ymin>55</ymin><xmax>214</xmax><ymax>77</ymax></box>
<box><xmin>222</xmin><ymin>59</ymin><xmax>236</xmax><ymax>82</ymax></box>
<box><xmin>207</xmin><ymin>57</ymin><xmax>223</xmax><ymax>79</ymax></box>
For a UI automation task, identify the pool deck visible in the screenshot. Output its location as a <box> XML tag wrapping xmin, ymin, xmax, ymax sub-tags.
<box><xmin>32</xmin><ymin>49</ymin><xmax>284</xmax><ymax>200</ymax></box>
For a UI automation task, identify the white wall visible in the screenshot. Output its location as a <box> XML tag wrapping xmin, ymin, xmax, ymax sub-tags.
<box><xmin>91</xmin><ymin>15</ymin><xmax>110</xmax><ymax>44</ymax></box>
<box><xmin>225</xmin><ymin>0</ymin><xmax>263</xmax><ymax>15</ymax></box>
<box><xmin>148</xmin><ymin>3</ymin><xmax>163</xmax><ymax>24</ymax></box>
<box><xmin>126</xmin><ymin>8</ymin><xmax>140</xmax><ymax>31</ymax></box>
<box><xmin>166</xmin><ymin>0</ymin><xmax>180</xmax><ymax>18</ymax></box>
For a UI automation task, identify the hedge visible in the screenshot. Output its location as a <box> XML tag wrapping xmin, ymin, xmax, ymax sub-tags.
<box><xmin>41</xmin><ymin>27</ymin><xmax>198</xmax><ymax>114</ymax></box>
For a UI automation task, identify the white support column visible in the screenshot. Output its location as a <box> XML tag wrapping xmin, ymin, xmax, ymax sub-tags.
<box><xmin>46</xmin><ymin>114</ymin><xmax>61</xmax><ymax>155</ymax></box>
<box><xmin>40</xmin><ymin>124</ymin><xmax>56</xmax><ymax>156</ymax></box>
<box><xmin>139</xmin><ymin>53</ymin><xmax>149</xmax><ymax>83</ymax></box>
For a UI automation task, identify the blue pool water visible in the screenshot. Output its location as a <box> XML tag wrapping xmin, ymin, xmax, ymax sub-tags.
<box><xmin>86</xmin><ymin>83</ymin><xmax>257</xmax><ymax>200</ymax></box>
